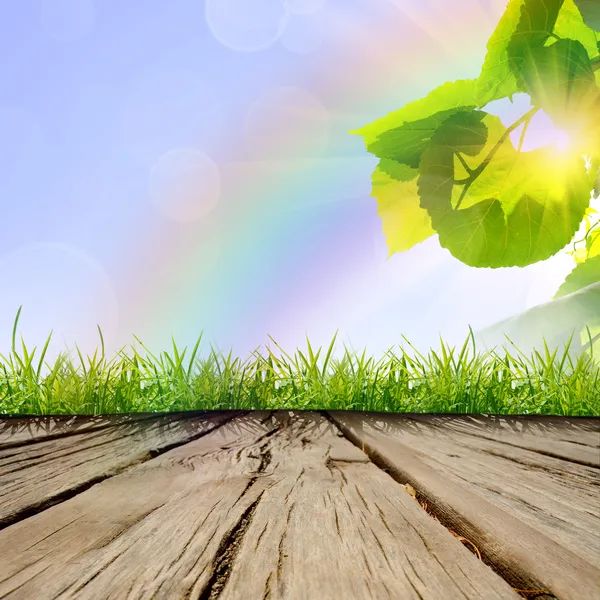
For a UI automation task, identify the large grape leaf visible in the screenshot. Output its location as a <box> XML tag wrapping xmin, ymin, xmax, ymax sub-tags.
<box><xmin>366</xmin><ymin>108</ymin><xmax>471</xmax><ymax>170</ymax></box>
<box><xmin>354</xmin><ymin>0</ymin><xmax>600</xmax><ymax>266</ymax></box>
<box><xmin>520</xmin><ymin>39</ymin><xmax>598</xmax><ymax>129</ymax></box>
<box><xmin>354</xmin><ymin>81</ymin><xmax>479</xmax><ymax>257</ymax></box>
<box><xmin>554</xmin><ymin>0</ymin><xmax>600</xmax><ymax>58</ymax></box>
<box><xmin>371</xmin><ymin>164</ymin><xmax>434</xmax><ymax>254</ymax></box>
<box><xmin>506</xmin><ymin>0</ymin><xmax>565</xmax><ymax>84</ymax></box>
<box><xmin>352</xmin><ymin>79</ymin><xmax>478</xmax><ymax>146</ymax></box>
<box><xmin>477</xmin><ymin>0</ymin><xmax>526</xmax><ymax>104</ymax></box>
<box><xmin>555</xmin><ymin>255</ymin><xmax>600</xmax><ymax>297</ymax></box>
<box><xmin>476</xmin><ymin>0</ymin><xmax>563</xmax><ymax>105</ymax></box>
<box><xmin>573</xmin><ymin>0</ymin><xmax>600</xmax><ymax>31</ymax></box>
<box><xmin>417</xmin><ymin>110</ymin><xmax>592</xmax><ymax>267</ymax></box>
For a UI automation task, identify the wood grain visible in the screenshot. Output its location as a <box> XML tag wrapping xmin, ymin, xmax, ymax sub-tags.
<box><xmin>0</xmin><ymin>411</ymin><xmax>521</xmax><ymax>600</ymax></box>
<box><xmin>0</xmin><ymin>413</ymin><xmax>172</xmax><ymax>449</ymax></box>
<box><xmin>0</xmin><ymin>411</ymin><xmax>238</xmax><ymax>528</ymax></box>
<box><xmin>328</xmin><ymin>411</ymin><xmax>600</xmax><ymax>600</ymax></box>
<box><xmin>408</xmin><ymin>413</ymin><xmax>600</xmax><ymax>467</ymax></box>
<box><xmin>348</xmin><ymin>413</ymin><xmax>600</xmax><ymax>566</ymax></box>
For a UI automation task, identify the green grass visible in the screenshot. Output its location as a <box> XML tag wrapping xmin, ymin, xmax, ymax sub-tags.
<box><xmin>1</xmin><ymin>307</ymin><xmax>599</xmax><ymax>416</ymax></box>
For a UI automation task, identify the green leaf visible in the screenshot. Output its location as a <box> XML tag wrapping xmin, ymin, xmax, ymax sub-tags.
<box><xmin>507</xmin><ymin>0</ymin><xmax>565</xmax><ymax>83</ymax></box>
<box><xmin>378</xmin><ymin>159</ymin><xmax>417</xmax><ymax>182</ymax></box>
<box><xmin>554</xmin><ymin>0</ymin><xmax>600</xmax><ymax>58</ymax></box>
<box><xmin>366</xmin><ymin>108</ymin><xmax>472</xmax><ymax>169</ymax></box>
<box><xmin>418</xmin><ymin>110</ymin><xmax>592</xmax><ymax>268</ymax></box>
<box><xmin>477</xmin><ymin>0</ymin><xmax>564</xmax><ymax>105</ymax></box>
<box><xmin>520</xmin><ymin>39</ymin><xmax>598</xmax><ymax>128</ymax></box>
<box><xmin>477</xmin><ymin>0</ymin><xmax>526</xmax><ymax>104</ymax></box>
<box><xmin>371</xmin><ymin>165</ymin><xmax>434</xmax><ymax>255</ymax></box>
<box><xmin>554</xmin><ymin>255</ymin><xmax>600</xmax><ymax>297</ymax></box>
<box><xmin>352</xmin><ymin>79</ymin><xmax>479</xmax><ymax>146</ymax></box>
<box><xmin>573</xmin><ymin>0</ymin><xmax>600</xmax><ymax>31</ymax></box>
<box><xmin>587</xmin><ymin>228</ymin><xmax>600</xmax><ymax>257</ymax></box>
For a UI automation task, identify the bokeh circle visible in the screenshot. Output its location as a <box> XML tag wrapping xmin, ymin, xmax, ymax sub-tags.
<box><xmin>205</xmin><ymin>0</ymin><xmax>290</xmax><ymax>52</ymax></box>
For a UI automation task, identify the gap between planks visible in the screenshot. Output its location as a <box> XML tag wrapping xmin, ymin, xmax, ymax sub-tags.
<box><xmin>325</xmin><ymin>411</ymin><xmax>600</xmax><ymax>600</ymax></box>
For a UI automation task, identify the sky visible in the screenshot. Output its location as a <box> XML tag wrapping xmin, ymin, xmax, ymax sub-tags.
<box><xmin>0</xmin><ymin>0</ymin><xmax>581</xmax><ymax>363</ymax></box>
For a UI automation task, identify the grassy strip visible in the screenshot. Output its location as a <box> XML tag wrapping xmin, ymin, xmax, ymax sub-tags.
<box><xmin>1</xmin><ymin>309</ymin><xmax>599</xmax><ymax>416</ymax></box>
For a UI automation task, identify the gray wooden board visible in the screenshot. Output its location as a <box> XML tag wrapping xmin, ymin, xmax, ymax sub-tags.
<box><xmin>329</xmin><ymin>411</ymin><xmax>600</xmax><ymax>600</ymax></box>
<box><xmin>338</xmin><ymin>413</ymin><xmax>600</xmax><ymax>567</ymax></box>
<box><xmin>0</xmin><ymin>411</ymin><xmax>238</xmax><ymax>528</ymax></box>
<box><xmin>0</xmin><ymin>411</ymin><xmax>521</xmax><ymax>600</ymax></box>
<box><xmin>0</xmin><ymin>413</ymin><xmax>181</xmax><ymax>449</ymax></box>
<box><xmin>408</xmin><ymin>414</ymin><xmax>600</xmax><ymax>467</ymax></box>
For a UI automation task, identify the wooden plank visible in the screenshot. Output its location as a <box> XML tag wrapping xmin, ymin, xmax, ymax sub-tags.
<box><xmin>0</xmin><ymin>413</ymin><xmax>170</xmax><ymax>449</ymax></box>
<box><xmin>408</xmin><ymin>413</ymin><xmax>600</xmax><ymax>467</ymax></box>
<box><xmin>329</xmin><ymin>411</ymin><xmax>600</xmax><ymax>600</ymax></box>
<box><xmin>337</xmin><ymin>413</ymin><xmax>600</xmax><ymax>567</ymax></box>
<box><xmin>0</xmin><ymin>411</ymin><xmax>521</xmax><ymax>599</ymax></box>
<box><xmin>215</xmin><ymin>412</ymin><xmax>519</xmax><ymax>600</ymax></box>
<box><xmin>0</xmin><ymin>411</ymin><xmax>239</xmax><ymax>528</ymax></box>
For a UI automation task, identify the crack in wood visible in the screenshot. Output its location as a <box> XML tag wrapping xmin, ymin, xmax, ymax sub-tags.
<box><xmin>479</xmin><ymin>448</ymin><xmax>590</xmax><ymax>481</ymax></box>
<box><xmin>254</xmin><ymin>521</ymin><xmax>269</xmax><ymax>551</ymax></box>
<box><xmin>0</xmin><ymin>563</ymin><xmax>53</xmax><ymax>597</ymax></box>
<box><xmin>333</xmin><ymin>507</ymin><xmax>341</xmax><ymax>537</ymax></box>
<box><xmin>405</xmin><ymin>554</ymin><xmax>426</xmax><ymax>589</ymax></box>
<box><xmin>198</xmin><ymin>493</ymin><xmax>264</xmax><ymax>600</ymax></box>
<box><xmin>360</xmin><ymin>548</ymin><xmax>373</xmax><ymax>576</ymax></box>
<box><xmin>438</xmin><ymin>428</ymin><xmax>599</xmax><ymax>469</ymax></box>
<box><xmin>274</xmin><ymin>501</ymin><xmax>295</xmax><ymax>597</ymax></box>
<box><xmin>374</xmin><ymin>501</ymin><xmax>393</xmax><ymax>535</ymax></box>
<box><xmin>1</xmin><ymin>431</ymin><xmax>147</xmax><ymax>476</ymax></box>
<box><xmin>88</xmin><ymin>501</ymin><xmax>170</xmax><ymax>554</ymax></box>
<box><xmin>261</xmin><ymin>572</ymin><xmax>274</xmax><ymax>600</ymax></box>
<box><xmin>405</xmin><ymin>571</ymin><xmax>426</xmax><ymax>600</ymax></box>
<box><xmin>166</xmin><ymin>498</ymin><xmax>224</xmax><ymax>575</ymax></box>
<box><xmin>20</xmin><ymin>515</ymin><xmax>81</xmax><ymax>553</ymax></box>
<box><xmin>0</xmin><ymin>472</ymin><xmax>113</xmax><ymax>532</ymax></box>
<box><xmin>370</xmin><ymin>528</ymin><xmax>393</xmax><ymax>571</ymax></box>
<box><xmin>354</xmin><ymin>484</ymin><xmax>371</xmax><ymax>512</ymax></box>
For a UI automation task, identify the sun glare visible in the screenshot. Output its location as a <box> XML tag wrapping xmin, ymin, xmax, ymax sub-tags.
<box><xmin>520</xmin><ymin>109</ymin><xmax>575</xmax><ymax>154</ymax></box>
<box><xmin>483</xmin><ymin>97</ymin><xmax>577</xmax><ymax>154</ymax></box>
<box><xmin>551</xmin><ymin>125</ymin><xmax>573</xmax><ymax>153</ymax></box>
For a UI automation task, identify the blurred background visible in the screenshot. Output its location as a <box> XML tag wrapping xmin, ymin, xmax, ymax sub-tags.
<box><xmin>0</xmin><ymin>0</ymin><xmax>581</xmax><ymax>362</ymax></box>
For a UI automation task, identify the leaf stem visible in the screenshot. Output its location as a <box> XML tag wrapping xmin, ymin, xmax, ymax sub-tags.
<box><xmin>455</xmin><ymin>107</ymin><xmax>539</xmax><ymax>209</ymax></box>
<box><xmin>456</xmin><ymin>152</ymin><xmax>473</xmax><ymax>176</ymax></box>
<box><xmin>572</xmin><ymin>217</ymin><xmax>600</xmax><ymax>250</ymax></box>
<box><xmin>517</xmin><ymin>115</ymin><xmax>532</xmax><ymax>153</ymax></box>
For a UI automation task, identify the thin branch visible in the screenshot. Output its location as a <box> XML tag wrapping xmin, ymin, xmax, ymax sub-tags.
<box><xmin>456</xmin><ymin>152</ymin><xmax>473</xmax><ymax>175</ymax></box>
<box><xmin>517</xmin><ymin>117</ymin><xmax>532</xmax><ymax>153</ymax></box>
<box><xmin>572</xmin><ymin>217</ymin><xmax>600</xmax><ymax>250</ymax></box>
<box><xmin>454</xmin><ymin>107</ymin><xmax>539</xmax><ymax>209</ymax></box>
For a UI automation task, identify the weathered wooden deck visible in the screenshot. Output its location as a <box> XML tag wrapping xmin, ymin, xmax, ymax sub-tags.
<box><xmin>0</xmin><ymin>411</ymin><xmax>598</xmax><ymax>600</ymax></box>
